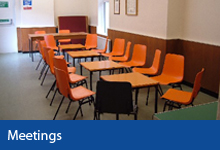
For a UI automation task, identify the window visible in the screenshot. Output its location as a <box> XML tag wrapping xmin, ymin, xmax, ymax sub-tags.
<box><xmin>98</xmin><ymin>0</ymin><xmax>109</xmax><ymax>36</ymax></box>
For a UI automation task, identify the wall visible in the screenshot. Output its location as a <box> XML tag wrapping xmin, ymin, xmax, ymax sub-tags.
<box><xmin>54</xmin><ymin>0</ymin><xmax>88</xmax><ymax>26</ymax></box>
<box><xmin>0</xmin><ymin>0</ymin><xmax>17</xmax><ymax>53</ymax></box>
<box><xmin>182</xmin><ymin>0</ymin><xmax>220</xmax><ymax>46</ymax></box>
<box><xmin>18</xmin><ymin>0</ymin><xmax>55</xmax><ymax>27</ymax></box>
<box><xmin>110</xmin><ymin>0</ymin><xmax>168</xmax><ymax>39</ymax></box>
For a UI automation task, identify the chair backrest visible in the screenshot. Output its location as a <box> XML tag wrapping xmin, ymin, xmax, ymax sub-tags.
<box><xmin>37</xmin><ymin>40</ymin><xmax>47</xmax><ymax>61</ymax></box>
<box><xmin>53</xmin><ymin>57</ymin><xmax>68</xmax><ymax>74</ymax></box>
<box><xmin>44</xmin><ymin>35</ymin><xmax>57</xmax><ymax>48</ymax></box>
<box><xmin>123</xmin><ymin>41</ymin><xmax>131</xmax><ymax>60</ymax></box>
<box><xmin>48</xmin><ymin>49</ymin><xmax>55</xmax><ymax>74</ymax></box>
<box><xmin>54</xmin><ymin>68</ymin><xmax>70</xmax><ymax>98</ymax></box>
<box><xmin>58</xmin><ymin>30</ymin><xmax>71</xmax><ymax>43</ymax></box>
<box><xmin>111</xmin><ymin>38</ymin><xmax>125</xmax><ymax>56</ymax></box>
<box><xmin>35</xmin><ymin>31</ymin><xmax>46</xmax><ymax>34</ymax></box>
<box><xmin>102</xmin><ymin>37</ymin><xmax>109</xmax><ymax>53</ymax></box>
<box><xmin>130</xmin><ymin>44</ymin><xmax>147</xmax><ymax>66</ymax></box>
<box><xmin>85</xmin><ymin>34</ymin><xmax>97</xmax><ymax>49</ymax></box>
<box><xmin>95</xmin><ymin>81</ymin><xmax>133</xmax><ymax>114</ymax></box>
<box><xmin>59</xmin><ymin>29</ymin><xmax>70</xmax><ymax>34</ymax></box>
<box><xmin>150</xmin><ymin>49</ymin><xmax>161</xmax><ymax>73</ymax></box>
<box><xmin>191</xmin><ymin>68</ymin><xmax>205</xmax><ymax>101</ymax></box>
<box><xmin>162</xmin><ymin>53</ymin><xmax>184</xmax><ymax>81</ymax></box>
<box><xmin>43</xmin><ymin>47</ymin><xmax>51</xmax><ymax>65</ymax></box>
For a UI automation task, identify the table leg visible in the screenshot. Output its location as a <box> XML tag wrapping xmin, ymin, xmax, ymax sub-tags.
<box><xmin>29</xmin><ymin>39</ymin><xmax>34</xmax><ymax>62</ymax></box>
<box><xmin>154</xmin><ymin>85</ymin><xmax>158</xmax><ymax>113</ymax></box>
<box><xmin>135</xmin><ymin>88</ymin><xmax>139</xmax><ymax>105</ymax></box>
<box><xmin>90</xmin><ymin>71</ymin><xmax>93</xmax><ymax>90</ymax></box>
<box><xmin>73</xmin><ymin>58</ymin><xmax>75</xmax><ymax>67</ymax></box>
<box><xmin>80</xmin><ymin>65</ymin><xmax>83</xmax><ymax>75</ymax></box>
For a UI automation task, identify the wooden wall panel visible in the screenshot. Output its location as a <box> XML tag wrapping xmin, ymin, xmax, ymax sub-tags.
<box><xmin>179</xmin><ymin>40</ymin><xmax>220</xmax><ymax>94</ymax></box>
<box><xmin>17</xmin><ymin>27</ymin><xmax>56</xmax><ymax>52</ymax></box>
<box><xmin>107</xmin><ymin>28</ymin><xmax>220</xmax><ymax>95</ymax></box>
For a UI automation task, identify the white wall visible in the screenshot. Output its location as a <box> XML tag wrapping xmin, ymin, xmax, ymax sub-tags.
<box><xmin>18</xmin><ymin>0</ymin><xmax>55</xmax><ymax>27</ymax></box>
<box><xmin>182</xmin><ymin>0</ymin><xmax>220</xmax><ymax>46</ymax></box>
<box><xmin>166</xmin><ymin>0</ymin><xmax>185</xmax><ymax>39</ymax></box>
<box><xmin>54</xmin><ymin>0</ymin><xmax>88</xmax><ymax>26</ymax></box>
<box><xmin>0</xmin><ymin>0</ymin><xmax>17</xmax><ymax>53</ymax></box>
<box><xmin>109</xmin><ymin>0</ymin><xmax>169</xmax><ymax>39</ymax></box>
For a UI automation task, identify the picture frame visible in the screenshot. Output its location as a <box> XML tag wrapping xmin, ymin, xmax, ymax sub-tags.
<box><xmin>114</xmin><ymin>0</ymin><xmax>120</xmax><ymax>14</ymax></box>
<box><xmin>126</xmin><ymin>0</ymin><xmax>138</xmax><ymax>16</ymax></box>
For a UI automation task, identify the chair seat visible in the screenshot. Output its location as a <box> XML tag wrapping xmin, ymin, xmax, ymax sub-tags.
<box><xmin>69</xmin><ymin>74</ymin><xmax>87</xmax><ymax>83</ymax></box>
<box><xmin>102</xmin><ymin>52</ymin><xmax>123</xmax><ymax>57</ymax></box>
<box><xmin>161</xmin><ymin>89</ymin><xmax>192</xmax><ymax>105</ymax></box>
<box><xmin>54</xmin><ymin>55</ymin><xmax>64</xmax><ymax>59</ymax></box>
<box><xmin>48</xmin><ymin>46</ymin><xmax>58</xmax><ymax>51</ymax></box>
<box><xmin>119</xmin><ymin>61</ymin><xmax>144</xmax><ymax>68</ymax></box>
<box><xmin>59</xmin><ymin>39</ymin><xmax>71</xmax><ymax>43</ymax></box>
<box><xmin>67</xmin><ymin>67</ymin><xmax>76</xmax><ymax>74</ymax></box>
<box><xmin>109</xmin><ymin>56</ymin><xmax>128</xmax><ymax>62</ymax></box>
<box><xmin>70</xmin><ymin>86</ymin><xmax>95</xmax><ymax>101</ymax></box>
<box><xmin>92</xmin><ymin>49</ymin><xmax>105</xmax><ymax>53</ymax></box>
<box><xmin>132</xmin><ymin>67</ymin><xmax>157</xmax><ymax>75</ymax></box>
<box><xmin>150</xmin><ymin>74</ymin><xmax>183</xmax><ymax>85</ymax></box>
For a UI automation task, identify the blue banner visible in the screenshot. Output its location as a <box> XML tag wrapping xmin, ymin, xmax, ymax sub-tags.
<box><xmin>0</xmin><ymin>120</ymin><xmax>219</xmax><ymax>150</ymax></box>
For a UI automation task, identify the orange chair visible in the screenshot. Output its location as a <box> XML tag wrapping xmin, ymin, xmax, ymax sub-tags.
<box><xmin>84</xmin><ymin>34</ymin><xmax>97</xmax><ymax>50</ymax></box>
<box><xmin>161</xmin><ymin>68</ymin><xmax>205</xmax><ymax>111</ymax></box>
<box><xmin>101</xmin><ymin>38</ymin><xmax>125</xmax><ymax>58</ymax></box>
<box><xmin>51</xmin><ymin>58</ymin><xmax>88</xmax><ymax>106</ymax></box>
<box><xmin>53</xmin><ymin>68</ymin><xmax>95</xmax><ymax>120</ymax></box>
<box><xmin>58</xmin><ymin>29</ymin><xmax>71</xmax><ymax>44</ymax></box>
<box><xmin>119</xmin><ymin>44</ymin><xmax>147</xmax><ymax>72</ymax></box>
<box><xmin>109</xmin><ymin>41</ymin><xmax>131</xmax><ymax>62</ymax></box>
<box><xmin>37</xmin><ymin>40</ymin><xmax>48</xmax><ymax>80</ymax></box>
<box><xmin>35</xmin><ymin>31</ymin><xmax>46</xmax><ymax>70</ymax></box>
<box><xmin>132</xmin><ymin>49</ymin><xmax>161</xmax><ymax>76</ymax></box>
<box><xmin>40</xmin><ymin>47</ymin><xmax>65</xmax><ymax>86</ymax></box>
<box><xmin>147</xmin><ymin>53</ymin><xmax>184</xmax><ymax>105</ymax></box>
<box><xmin>92</xmin><ymin>37</ymin><xmax>109</xmax><ymax>54</ymax></box>
<box><xmin>46</xmin><ymin>49</ymin><xmax>76</xmax><ymax>100</ymax></box>
<box><xmin>44</xmin><ymin>35</ymin><xmax>59</xmax><ymax>52</ymax></box>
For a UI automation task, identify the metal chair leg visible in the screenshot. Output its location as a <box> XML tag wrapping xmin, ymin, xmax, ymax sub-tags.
<box><xmin>50</xmin><ymin>88</ymin><xmax>58</xmax><ymax>106</ymax></box>
<box><xmin>46</xmin><ymin>80</ymin><xmax>56</xmax><ymax>98</ymax></box>
<box><xmin>73</xmin><ymin>102</ymin><xmax>82</xmax><ymax>120</ymax></box>
<box><xmin>66</xmin><ymin>101</ymin><xmax>72</xmax><ymax>113</ymax></box>
<box><xmin>35</xmin><ymin>57</ymin><xmax>43</xmax><ymax>70</ymax></box>
<box><xmin>146</xmin><ymin>87</ymin><xmax>150</xmax><ymax>105</ymax></box>
<box><xmin>41</xmin><ymin>66</ymin><xmax>49</xmax><ymax>86</ymax></box>
<box><xmin>53</xmin><ymin>96</ymin><xmax>65</xmax><ymax>120</ymax></box>
<box><xmin>39</xmin><ymin>63</ymin><xmax>47</xmax><ymax>80</ymax></box>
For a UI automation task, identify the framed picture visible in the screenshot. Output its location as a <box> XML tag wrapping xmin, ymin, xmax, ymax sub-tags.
<box><xmin>114</xmin><ymin>0</ymin><xmax>120</xmax><ymax>14</ymax></box>
<box><xmin>126</xmin><ymin>0</ymin><xmax>138</xmax><ymax>16</ymax></box>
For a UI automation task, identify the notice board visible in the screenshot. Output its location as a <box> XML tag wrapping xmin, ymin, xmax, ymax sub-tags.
<box><xmin>58</xmin><ymin>16</ymin><xmax>88</xmax><ymax>44</ymax></box>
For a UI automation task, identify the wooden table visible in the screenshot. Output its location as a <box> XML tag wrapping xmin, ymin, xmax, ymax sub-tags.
<box><xmin>68</xmin><ymin>50</ymin><xmax>100</xmax><ymax>67</ymax></box>
<box><xmin>100</xmin><ymin>72</ymin><xmax>159</xmax><ymax>113</ymax></box>
<box><xmin>80</xmin><ymin>60</ymin><xmax>125</xmax><ymax>90</ymax></box>
<box><xmin>59</xmin><ymin>44</ymin><xmax>85</xmax><ymax>61</ymax></box>
<box><xmin>28</xmin><ymin>32</ymin><xmax>87</xmax><ymax>61</ymax></box>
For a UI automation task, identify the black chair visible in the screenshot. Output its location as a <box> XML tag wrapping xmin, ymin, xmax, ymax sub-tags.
<box><xmin>94</xmin><ymin>81</ymin><xmax>138</xmax><ymax>120</ymax></box>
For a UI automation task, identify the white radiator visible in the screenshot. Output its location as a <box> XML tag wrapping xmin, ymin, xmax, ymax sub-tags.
<box><xmin>97</xmin><ymin>36</ymin><xmax>111</xmax><ymax>53</ymax></box>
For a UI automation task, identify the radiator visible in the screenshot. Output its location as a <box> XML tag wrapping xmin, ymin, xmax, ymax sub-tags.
<box><xmin>97</xmin><ymin>36</ymin><xmax>111</xmax><ymax>53</ymax></box>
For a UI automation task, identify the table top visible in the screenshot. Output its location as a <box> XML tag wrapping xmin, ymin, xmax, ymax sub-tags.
<box><xmin>80</xmin><ymin>60</ymin><xmax>124</xmax><ymax>72</ymax></box>
<box><xmin>68</xmin><ymin>50</ymin><xmax>100</xmax><ymax>58</ymax></box>
<box><xmin>154</xmin><ymin>101</ymin><xmax>218</xmax><ymax>120</ymax></box>
<box><xmin>28</xmin><ymin>32</ymin><xmax>87</xmax><ymax>40</ymax></box>
<box><xmin>100</xmin><ymin>72</ymin><xmax>159</xmax><ymax>88</ymax></box>
<box><xmin>59</xmin><ymin>44</ymin><xmax>85</xmax><ymax>50</ymax></box>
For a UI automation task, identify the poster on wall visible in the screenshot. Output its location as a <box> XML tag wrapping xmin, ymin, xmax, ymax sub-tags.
<box><xmin>23</xmin><ymin>0</ymin><xmax>32</xmax><ymax>10</ymax></box>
